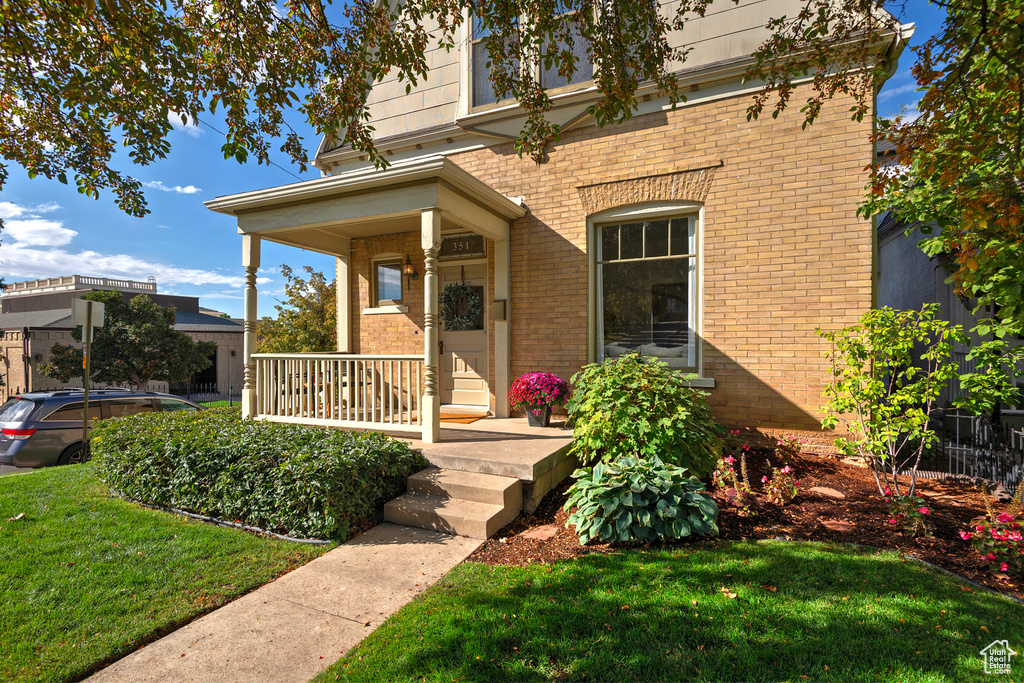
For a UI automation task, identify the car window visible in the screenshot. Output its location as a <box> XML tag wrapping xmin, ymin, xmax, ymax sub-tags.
<box><xmin>0</xmin><ymin>399</ymin><xmax>36</xmax><ymax>423</ymax></box>
<box><xmin>41</xmin><ymin>401</ymin><xmax>102</xmax><ymax>422</ymax></box>
<box><xmin>105</xmin><ymin>398</ymin><xmax>156</xmax><ymax>418</ymax></box>
<box><xmin>160</xmin><ymin>399</ymin><xmax>199</xmax><ymax>412</ymax></box>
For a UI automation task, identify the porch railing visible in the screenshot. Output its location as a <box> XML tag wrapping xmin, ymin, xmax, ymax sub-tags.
<box><xmin>252</xmin><ymin>353</ymin><xmax>424</xmax><ymax>431</ymax></box>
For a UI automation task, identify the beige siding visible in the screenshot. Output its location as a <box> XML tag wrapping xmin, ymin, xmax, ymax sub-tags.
<box><xmin>355</xmin><ymin>0</ymin><xmax>811</xmax><ymax>145</ymax></box>
<box><xmin>364</xmin><ymin>16</ymin><xmax>461</xmax><ymax>141</ymax></box>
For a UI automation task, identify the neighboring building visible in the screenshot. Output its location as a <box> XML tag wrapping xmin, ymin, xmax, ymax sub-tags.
<box><xmin>877</xmin><ymin>212</ymin><xmax>1024</xmax><ymax>423</ymax></box>
<box><xmin>0</xmin><ymin>275</ymin><xmax>243</xmax><ymax>398</ymax></box>
<box><xmin>206</xmin><ymin>5</ymin><xmax>914</xmax><ymax>444</ymax></box>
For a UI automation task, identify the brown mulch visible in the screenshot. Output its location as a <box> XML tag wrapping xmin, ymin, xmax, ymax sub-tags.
<box><xmin>468</xmin><ymin>450</ymin><xmax>1024</xmax><ymax>602</ymax></box>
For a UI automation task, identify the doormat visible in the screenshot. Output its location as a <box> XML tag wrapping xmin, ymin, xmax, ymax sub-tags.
<box><xmin>439</xmin><ymin>412</ymin><xmax>487</xmax><ymax>424</ymax></box>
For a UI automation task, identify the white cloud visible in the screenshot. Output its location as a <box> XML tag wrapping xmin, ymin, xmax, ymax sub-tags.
<box><xmin>142</xmin><ymin>180</ymin><xmax>202</xmax><ymax>194</ymax></box>
<box><xmin>878</xmin><ymin>82</ymin><xmax>920</xmax><ymax>101</ymax></box>
<box><xmin>168</xmin><ymin>110</ymin><xmax>204</xmax><ymax>138</ymax></box>
<box><xmin>3</xmin><ymin>218</ymin><xmax>78</xmax><ymax>247</ymax></box>
<box><xmin>0</xmin><ymin>243</ymin><xmax>241</xmax><ymax>287</ymax></box>
<box><xmin>0</xmin><ymin>201</ymin><xmax>61</xmax><ymax>219</ymax></box>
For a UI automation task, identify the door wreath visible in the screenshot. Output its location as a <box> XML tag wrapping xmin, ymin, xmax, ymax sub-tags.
<box><xmin>440</xmin><ymin>281</ymin><xmax>482</xmax><ymax>331</ymax></box>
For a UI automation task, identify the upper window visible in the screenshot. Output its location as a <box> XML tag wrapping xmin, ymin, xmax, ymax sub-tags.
<box><xmin>374</xmin><ymin>260</ymin><xmax>404</xmax><ymax>306</ymax></box>
<box><xmin>471</xmin><ymin>10</ymin><xmax>592</xmax><ymax>109</ymax></box>
<box><xmin>596</xmin><ymin>214</ymin><xmax>698</xmax><ymax>370</ymax></box>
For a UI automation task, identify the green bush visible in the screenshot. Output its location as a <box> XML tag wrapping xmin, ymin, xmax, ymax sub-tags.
<box><xmin>566</xmin><ymin>354</ymin><xmax>721</xmax><ymax>474</ymax></box>
<box><xmin>90</xmin><ymin>408</ymin><xmax>427</xmax><ymax>540</ymax></box>
<box><xmin>564</xmin><ymin>455</ymin><xmax>719</xmax><ymax>545</ymax></box>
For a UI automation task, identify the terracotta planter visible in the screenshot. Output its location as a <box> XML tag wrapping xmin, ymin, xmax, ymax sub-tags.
<box><xmin>526</xmin><ymin>405</ymin><xmax>552</xmax><ymax>428</ymax></box>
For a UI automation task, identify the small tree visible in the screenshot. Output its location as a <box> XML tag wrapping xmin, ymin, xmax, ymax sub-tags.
<box><xmin>39</xmin><ymin>290</ymin><xmax>214</xmax><ymax>389</ymax></box>
<box><xmin>818</xmin><ymin>304</ymin><xmax>1020</xmax><ymax>497</ymax></box>
<box><xmin>257</xmin><ymin>265</ymin><xmax>336</xmax><ymax>353</ymax></box>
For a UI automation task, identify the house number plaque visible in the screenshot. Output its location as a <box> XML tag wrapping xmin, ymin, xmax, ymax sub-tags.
<box><xmin>438</xmin><ymin>234</ymin><xmax>485</xmax><ymax>260</ymax></box>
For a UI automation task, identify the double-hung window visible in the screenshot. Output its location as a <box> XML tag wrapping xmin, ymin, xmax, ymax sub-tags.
<box><xmin>470</xmin><ymin>6</ymin><xmax>592</xmax><ymax>109</ymax></box>
<box><xmin>596</xmin><ymin>214</ymin><xmax>698</xmax><ymax>370</ymax></box>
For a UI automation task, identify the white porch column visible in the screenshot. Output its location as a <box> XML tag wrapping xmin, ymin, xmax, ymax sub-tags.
<box><xmin>421</xmin><ymin>208</ymin><xmax>442</xmax><ymax>443</ymax></box>
<box><xmin>335</xmin><ymin>238</ymin><xmax>352</xmax><ymax>352</ymax></box>
<box><xmin>241</xmin><ymin>234</ymin><xmax>261</xmax><ymax>419</ymax></box>
<box><xmin>494</xmin><ymin>236</ymin><xmax>511</xmax><ymax>418</ymax></box>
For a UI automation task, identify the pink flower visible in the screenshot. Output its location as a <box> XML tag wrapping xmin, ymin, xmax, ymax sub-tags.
<box><xmin>887</xmin><ymin>519</ymin><xmax>898</xmax><ymax>524</ymax></box>
<box><xmin>1010</xmin><ymin>532</ymin><xmax>1022</xmax><ymax>541</ymax></box>
<box><xmin>781</xmin><ymin>466</ymin><xmax>792</xmax><ymax>474</ymax></box>
<box><xmin>976</xmin><ymin>525</ymin><xmax>985</xmax><ymax>532</ymax></box>
<box><xmin>988</xmin><ymin>553</ymin><xmax>997</xmax><ymax>560</ymax></box>
<box><xmin>724</xmin><ymin>456</ymin><xmax>736</xmax><ymax>464</ymax></box>
<box><xmin>728</xmin><ymin>467</ymin><xmax>735</xmax><ymax>473</ymax></box>
<box><xmin>795</xmin><ymin>480</ymin><xmax>801</xmax><ymax>485</ymax></box>
<box><xmin>884</xmin><ymin>488</ymin><xmax>893</xmax><ymax>496</ymax></box>
<box><xmin>960</xmin><ymin>531</ymin><xmax>973</xmax><ymax>540</ymax></box>
<box><xmin>997</xmin><ymin>512</ymin><xmax>1015</xmax><ymax>524</ymax></box>
<box><xmin>917</xmin><ymin>507</ymin><xmax>930</xmax><ymax>515</ymax></box>
<box><xmin>1001</xmin><ymin>562</ymin><xmax>1009</xmax><ymax>572</ymax></box>
<box><xmin>761</xmin><ymin>476</ymin><xmax>769</xmax><ymax>483</ymax></box>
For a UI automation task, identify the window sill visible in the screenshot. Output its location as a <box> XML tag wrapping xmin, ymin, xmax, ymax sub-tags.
<box><xmin>362</xmin><ymin>305</ymin><xmax>408</xmax><ymax>315</ymax></box>
<box><xmin>685</xmin><ymin>377</ymin><xmax>715</xmax><ymax>389</ymax></box>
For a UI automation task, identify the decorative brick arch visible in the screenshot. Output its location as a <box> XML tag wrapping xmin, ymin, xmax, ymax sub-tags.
<box><xmin>576</xmin><ymin>161</ymin><xmax>722</xmax><ymax>216</ymax></box>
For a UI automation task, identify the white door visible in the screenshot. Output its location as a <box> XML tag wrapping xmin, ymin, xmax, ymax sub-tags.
<box><xmin>439</xmin><ymin>263</ymin><xmax>489</xmax><ymax>407</ymax></box>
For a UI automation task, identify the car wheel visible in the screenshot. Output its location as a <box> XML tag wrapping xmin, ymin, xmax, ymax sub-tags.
<box><xmin>57</xmin><ymin>443</ymin><xmax>89</xmax><ymax>466</ymax></box>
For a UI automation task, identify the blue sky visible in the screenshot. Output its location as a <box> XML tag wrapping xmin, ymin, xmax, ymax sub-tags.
<box><xmin>0</xmin><ymin>1</ymin><xmax>944</xmax><ymax>319</ymax></box>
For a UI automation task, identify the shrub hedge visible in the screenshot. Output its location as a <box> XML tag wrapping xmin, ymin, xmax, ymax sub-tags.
<box><xmin>90</xmin><ymin>407</ymin><xmax>427</xmax><ymax>540</ymax></box>
<box><xmin>566</xmin><ymin>354</ymin><xmax>721</xmax><ymax>475</ymax></box>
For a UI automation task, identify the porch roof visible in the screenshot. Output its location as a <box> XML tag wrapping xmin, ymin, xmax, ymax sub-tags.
<box><xmin>204</xmin><ymin>156</ymin><xmax>527</xmax><ymax>255</ymax></box>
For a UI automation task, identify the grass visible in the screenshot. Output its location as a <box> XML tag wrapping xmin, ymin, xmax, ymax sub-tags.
<box><xmin>198</xmin><ymin>400</ymin><xmax>236</xmax><ymax>407</ymax></box>
<box><xmin>318</xmin><ymin>541</ymin><xmax>1023</xmax><ymax>683</ymax></box>
<box><xmin>0</xmin><ymin>464</ymin><xmax>330</xmax><ymax>683</ymax></box>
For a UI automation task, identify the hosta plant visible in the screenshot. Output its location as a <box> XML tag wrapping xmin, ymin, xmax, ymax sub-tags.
<box><xmin>564</xmin><ymin>455</ymin><xmax>719</xmax><ymax>545</ymax></box>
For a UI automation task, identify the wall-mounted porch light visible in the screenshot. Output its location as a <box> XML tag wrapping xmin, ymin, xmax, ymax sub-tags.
<box><xmin>403</xmin><ymin>255</ymin><xmax>419</xmax><ymax>291</ymax></box>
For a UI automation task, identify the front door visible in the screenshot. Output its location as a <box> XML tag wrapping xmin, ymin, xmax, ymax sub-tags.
<box><xmin>439</xmin><ymin>263</ymin><xmax>489</xmax><ymax>407</ymax></box>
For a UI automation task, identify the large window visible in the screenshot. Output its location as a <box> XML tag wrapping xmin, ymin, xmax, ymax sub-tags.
<box><xmin>597</xmin><ymin>214</ymin><xmax>698</xmax><ymax>369</ymax></box>
<box><xmin>471</xmin><ymin>9</ymin><xmax>591</xmax><ymax>108</ymax></box>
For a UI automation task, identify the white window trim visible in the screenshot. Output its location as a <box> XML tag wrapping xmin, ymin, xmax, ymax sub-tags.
<box><xmin>587</xmin><ymin>201</ymin><xmax>710</xmax><ymax>385</ymax></box>
<box><xmin>461</xmin><ymin>8</ymin><xmax>596</xmax><ymax>115</ymax></box>
<box><xmin>371</xmin><ymin>253</ymin><xmax>405</xmax><ymax>309</ymax></box>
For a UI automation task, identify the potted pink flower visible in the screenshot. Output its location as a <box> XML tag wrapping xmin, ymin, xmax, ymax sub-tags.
<box><xmin>508</xmin><ymin>372</ymin><xmax>570</xmax><ymax>427</ymax></box>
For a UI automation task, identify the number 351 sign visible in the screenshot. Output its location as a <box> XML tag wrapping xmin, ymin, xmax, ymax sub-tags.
<box><xmin>438</xmin><ymin>234</ymin><xmax>485</xmax><ymax>260</ymax></box>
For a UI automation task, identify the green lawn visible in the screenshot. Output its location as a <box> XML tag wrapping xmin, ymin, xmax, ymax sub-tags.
<box><xmin>0</xmin><ymin>464</ymin><xmax>329</xmax><ymax>683</ymax></box>
<box><xmin>319</xmin><ymin>541</ymin><xmax>1023</xmax><ymax>683</ymax></box>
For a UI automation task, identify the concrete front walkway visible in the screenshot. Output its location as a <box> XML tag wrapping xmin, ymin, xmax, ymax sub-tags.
<box><xmin>87</xmin><ymin>524</ymin><xmax>481</xmax><ymax>683</ymax></box>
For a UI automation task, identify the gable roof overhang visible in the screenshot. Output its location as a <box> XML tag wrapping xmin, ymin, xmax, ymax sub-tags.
<box><xmin>205</xmin><ymin>156</ymin><xmax>526</xmax><ymax>256</ymax></box>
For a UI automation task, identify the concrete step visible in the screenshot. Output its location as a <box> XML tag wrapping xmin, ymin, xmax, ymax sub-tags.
<box><xmin>407</xmin><ymin>467</ymin><xmax>522</xmax><ymax>508</ymax></box>
<box><xmin>383</xmin><ymin>493</ymin><xmax>519</xmax><ymax>539</ymax></box>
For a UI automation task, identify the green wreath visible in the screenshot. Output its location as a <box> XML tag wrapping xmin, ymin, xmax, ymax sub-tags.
<box><xmin>440</xmin><ymin>281</ymin><xmax>482</xmax><ymax>331</ymax></box>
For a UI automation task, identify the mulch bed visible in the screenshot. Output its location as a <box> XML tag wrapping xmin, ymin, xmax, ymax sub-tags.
<box><xmin>468</xmin><ymin>450</ymin><xmax>1024</xmax><ymax>602</ymax></box>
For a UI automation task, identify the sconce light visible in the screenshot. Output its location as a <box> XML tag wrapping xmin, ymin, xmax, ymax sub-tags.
<box><xmin>403</xmin><ymin>255</ymin><xmax>419</xmax><ymax>291</ymax></box>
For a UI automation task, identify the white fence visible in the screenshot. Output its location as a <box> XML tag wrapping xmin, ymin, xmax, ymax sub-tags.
<box><xmin>253</xmin><ymin>353</ymin><xmax>424</xmax><ymax>432</ymax></box>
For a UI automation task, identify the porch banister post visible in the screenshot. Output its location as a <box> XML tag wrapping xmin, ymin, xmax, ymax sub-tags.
<box><xmin>241</xmin><ymin>234</ymin><xmax>261</xmax><ymax>419</ymax></box>
<box><xmin>421</xmin><ymin>208</ymin><xmax>442</xmax><ymax>443</ymax></box>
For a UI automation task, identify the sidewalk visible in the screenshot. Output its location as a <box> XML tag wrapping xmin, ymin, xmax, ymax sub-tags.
<box><xmin>87</xmin><ymin>524</ymin><xmax>482</xmax><ymax>683</ymax></box>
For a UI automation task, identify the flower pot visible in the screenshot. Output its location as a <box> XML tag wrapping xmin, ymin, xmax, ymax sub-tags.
<box><xmin>526</xmin><ymin>405</ymin><xmax>551</xmax><ymax>428</ymax></box>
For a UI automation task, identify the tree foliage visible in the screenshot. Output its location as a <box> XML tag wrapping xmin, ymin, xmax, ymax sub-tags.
<box><xmin>3</xmin><ymin>0</ymin><xmax>1020</xmax><ymax>334</ymax></box>
<box><xmin>817</xmin><ymin>304</ymin><xmax>1022</xmax><ymax>497</ymax></box>
<box><xmin>859</xmin><ymin>0</ymin><xmax>1024</xmax><ymax>332</ymax></box>
<box><xmin>38</xmin><ymin>290</ymin><xmax>214</xmax><ymax>389</ymax></box>
<box><xmin>257</xmin><ymin>265</ymin><xmax>337</xmax><ymax>353</ymax></box>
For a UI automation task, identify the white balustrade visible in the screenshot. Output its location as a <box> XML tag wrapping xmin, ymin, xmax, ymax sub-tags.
<box><xmin>252</xmin><ymin>353</ymin><xmax>424</xmax><ymax>432</ymax></box>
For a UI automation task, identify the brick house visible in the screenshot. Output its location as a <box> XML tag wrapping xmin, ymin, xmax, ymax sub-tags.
<box><xmin>206</xmin><ymin>3</ymin><xmax>913</xmax><ymax>444</ymax></box>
